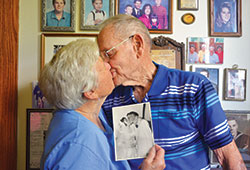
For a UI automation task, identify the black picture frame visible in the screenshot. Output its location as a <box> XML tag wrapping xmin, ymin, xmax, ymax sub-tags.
<box><xmin>26</xmin><ymin>109</ymin><xmax>54</xmax><ymax>170</ymax></box>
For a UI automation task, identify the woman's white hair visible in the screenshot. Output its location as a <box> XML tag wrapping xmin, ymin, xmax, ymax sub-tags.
<box><xmin>99</xmin><ymin>14</ymin><xmax>152</xmax><ymax>48</ymax></box>
<box><xmin>39</xmin><ymin>39</ymin><xmax>99</xmax><ymax>109</ymax></box>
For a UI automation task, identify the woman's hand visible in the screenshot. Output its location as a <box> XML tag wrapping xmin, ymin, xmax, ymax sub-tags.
<box><xmin>139</xmin><ymin>144</ymin><xmax>166</xmax><ymax>170</ymax></box>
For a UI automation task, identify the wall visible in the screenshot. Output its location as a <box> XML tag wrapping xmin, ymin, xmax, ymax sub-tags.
<box><xmin>18</xmin><ymin>0</ymin><xmax>250</xmax><ymax>169</ymax></box>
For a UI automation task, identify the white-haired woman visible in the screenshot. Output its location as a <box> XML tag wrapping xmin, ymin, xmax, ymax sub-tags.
<box><xmin>39</xmin><ymin>39</ymin><xmax>165</xmax><ymax>170</ymax></box>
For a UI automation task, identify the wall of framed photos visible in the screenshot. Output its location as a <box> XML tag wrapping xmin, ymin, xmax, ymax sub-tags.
<box><xmin>18</xmin><ymin>0</ymin><xmax>250</xmax><ymax>169</ymax></box>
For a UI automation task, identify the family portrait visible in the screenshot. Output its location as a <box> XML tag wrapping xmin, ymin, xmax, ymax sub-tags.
<box><xmin>117</xmin><ymin>0</ymin><xmax>171</xmax><ymax>31</ymax></box>
<box><xmin>112</xmin><ymin>103</ymin><xmax>154</xmax><ymax>161</ymax></box>
<box><xmin>187</xmin><ymin>37</ymin><xmax>224</xmax><ymax>64</ymax></box>
<box><xmin>42</xmin><ymin>0</ymin><xmax>75</xmax><ymax>31</ymax></box>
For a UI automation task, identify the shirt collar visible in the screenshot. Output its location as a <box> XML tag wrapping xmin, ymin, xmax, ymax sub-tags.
<box><xmin>51</xmin><ymin>10</ymin><xmax>66</xmax><ymax>19</ymax></box>
<box><xmin>147</xmin><ymin>62</ymin><xmax>170</xmax><ymax>96</ymax></box>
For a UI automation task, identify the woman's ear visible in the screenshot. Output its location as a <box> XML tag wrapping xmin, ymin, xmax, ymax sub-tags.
<box><xmin>132</xmin><ymin>34</ymin><xmax>144</xmax><ymax>58</ymax></box>
<box><xmin>82</xmin><ymin>90</ymin><xmax>98</xmax><ymax>100</ymax></box>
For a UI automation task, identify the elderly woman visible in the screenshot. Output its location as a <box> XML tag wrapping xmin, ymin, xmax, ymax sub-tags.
<box><xmin>39</xmin><ymin>39</ymin><xmax>165</xmax><ymax>170</ymax></box>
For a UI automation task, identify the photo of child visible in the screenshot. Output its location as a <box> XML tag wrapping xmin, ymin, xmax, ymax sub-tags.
<box><xmin>85</xmin><ymin>0</ymin><xmax>107</xmax><ymax>26</ymax></box>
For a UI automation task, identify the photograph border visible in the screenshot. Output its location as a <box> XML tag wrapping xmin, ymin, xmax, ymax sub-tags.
<box><xmin>41</xmin><ymin>0</ymin><xmax>76</xmax><ymax>32</ymax></box>
<box><xmin>209</xmin><ymin>0</ymin><xmax>242</xmax><ymax>37</ymax></box>
<box><xmin>223</xmin><ymin>67</ymin><xmax>247</xmax><ymax>101</ymax></box>
<box><xmin>41</xmin><ymin>33</ymin><xmax>98</xmax><ymax>70</ymax></box>
<box><xmin>26</xmin><ymin>108</ymin><xmax>54</xmax><ymax>170</ymax></box>
<box><xmin>80</xmin><ymin>0</ymin><xmax>114</xmax><ymax>30</ymax></box>
<box><xmin>115</xmin><ymin>0</ymin><xmax>173</xmax><ymax>34</ymax></box>
<box><xmin>178</xmin><ymin>0</ymin><xmax>199</xmax><ymax>10</ymax></box>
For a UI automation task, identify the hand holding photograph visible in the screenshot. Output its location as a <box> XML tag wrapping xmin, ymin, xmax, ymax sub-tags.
<box><xmin>112</xmin><ymin>103</ymin><xmax>154</xmax><ymax>161</ymax></box>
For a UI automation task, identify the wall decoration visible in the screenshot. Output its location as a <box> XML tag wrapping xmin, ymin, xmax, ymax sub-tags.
<box><xmin>224</xmin><ymin>65</ymin><xmax>247</xmax><ymax>101</ymax></box>
<box><xmin>115</xmin><ymin>0</ymin><xmax>173</xmax><ymax>34</ymax></box>
<box><xmin>210</xmin><ymin>110</ymin><xmax>250</xmax><ymax>168</ymax></box>
<box><xmin>26</xmin><ymin>109</ymin><xmax>54</xmax><ymax>170</ymax></box>
<box><xmin>178</xmin><ymin>0</ymin><xmax>198</xmax><ymax>10</ymax></box>
<box><xmin>209</xmin><ymin>0</ymin><xmax>242</xmax><ymax>37</ymax></box>
<box><xmin>192</xmin><ymin>65</ymin><xmax>220</xmax><ymax>94</ymax></box>
<box><xmin>113</xmin><ymin>103</ymin><xmax>154</xmax><ymax>161</ymax></box>
<box><xmin>41</xmin><ymin>0</ymin><xmax>75</xmax><ymax>32</ymax></box>
<box><xmin>187</xmin><ymin>37</ymin><xmax>224</xmax><ymax>64</ymax></box>
<box><xmin>151</xmin><ymin>36</ymin><xmax>185</xmax><ymax>70</ymax></box>
<box><xmin>80</xmin><ymin>0</ymin><xmax>114</xmax><ymax>30</ymax></box>
<box><xmin>181</xmin><ymin>13</ymin><xmax>195</xmax><ymax>24</ymax></box>
<box><xmin>32</xmin><ymin>81</ymin><xmax>52</xmax><ymax>109</ymax></box>
<box><xmin>41</xmin><ymin>33</ymin><xmax>98</xmax><ymax>69</ymax></box>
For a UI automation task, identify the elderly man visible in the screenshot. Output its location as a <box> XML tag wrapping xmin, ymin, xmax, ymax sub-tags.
<box><xmin>98</xmin><ymin>14</ymin><xmax>246</xmax><ymax>170</ymax></box>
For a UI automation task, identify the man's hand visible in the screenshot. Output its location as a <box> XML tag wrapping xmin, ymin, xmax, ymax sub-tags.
<box><xmin>139</xmin><ymin>144</ymin><xmax>166</xmax><ymax>170</ymax></box>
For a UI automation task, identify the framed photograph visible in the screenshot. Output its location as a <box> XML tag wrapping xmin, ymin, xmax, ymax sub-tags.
<box><xmin>112</xmin><ymin>103</ymin><xmax>154</xmax><ymax>161</ymax></box>
<box><xmin>224</xmin><ymin>67</ymin><xmax>247</xmax><ymax>101</ymax></box>
<box><xmin>209</xmin><ymin>0</ymin><xmax>242</xmax><ymax>37</ymax></box>
<box><xmin>191</xmin><ymin>65</ymin><xmax>220</xmax><ymax>94</ymax></box>
<box><xmin>41</xmin><ymin>33</ymin><xmax>97</xmax><ymax>69</ymax></box>
<box><xmin>80</xmin><ymin>0</ymin><xmax>114</xmax><ymax>30</ymax></box>
<box><xmin>151</xmin><ymin>36</ymin><xmax>185</xmax><ymax>70</ymax></box>
<box><xmin>178</xmin><ymin>0</ymin><xmax>198</xmax><ymax>10</ymax></box>
<box><xmin>115</xmin><ymin>0</ymin><xmax>173</xmax><ymax>34</ymax></box>
<box><xmin>187</xmin><ymin>37</ymin><xmax>224</xmax><ymax>64</ymax></box>
<box><xmin>26</xmin><ymin>108</ymin><xmax>54</xmax><ymax>170</ymax></box>
<box><xmin>41</xmin><ymin>0</ymin><xmax>75</xmax><ymax>32</ymax></box>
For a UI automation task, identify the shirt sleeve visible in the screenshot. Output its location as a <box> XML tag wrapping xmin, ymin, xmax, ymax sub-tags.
<box><xmin>193</xmin><ymin>77</ymin><xmax>233</xmax><ymax>150</ymax></box>
<box><xmin>86</xmin><ymin>12</ymin><xmax>94</xmax><ymax>25</ymax></box>
<box><xmin>43</xmin><ymin>142</ymin><xmax>106</xmax><ymax>170</ymax></box>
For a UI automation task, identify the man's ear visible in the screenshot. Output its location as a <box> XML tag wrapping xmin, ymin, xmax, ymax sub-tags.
<box><xmin>82</xmin><ymin>90</ymin><xmax>98</xmax><ymax>100</ymax></box>
<box><xmin>132</xmin><ymin>34</ymin><xmax>144</xmax><ymax>58</ymax></box>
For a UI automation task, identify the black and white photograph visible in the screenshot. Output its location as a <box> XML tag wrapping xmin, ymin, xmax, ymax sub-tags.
<box><xmin>112</xmin><ymin>102</ymin><xmax>154</xmax><ymax>161</ymax></box>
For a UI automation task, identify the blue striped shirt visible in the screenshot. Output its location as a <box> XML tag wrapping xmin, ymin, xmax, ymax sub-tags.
<box><xmin>102</xmin><ymin>63</ymin><xmax>233</xmax><ymax>170</ymax></box>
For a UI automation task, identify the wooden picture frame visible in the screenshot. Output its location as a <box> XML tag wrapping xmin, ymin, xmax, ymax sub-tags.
<box><xmin>80</xmin><ymin>0</ymin><xmax>114</xmax><ymax>30</ymax></box>
<box><xmin>115</xmin><ymin>0</ymin><xmax>173</xmax><ymax>34</ymax></box>
<box><xmin>41</xmin><ymin>33</ymin><xmax>98</xmax><ymax>70</ymax></box>
<box><xmin>178</xmin><ymin>0</ymin><xmax>198</xmax><ymax>10</ymax></box>
<box><xmin>209</xmin><ymin>0</ymin><xmax>242</xmax><ymax>37</ymax></box>
<box><xmin>26</xmin><ymin>108</ymin><xmax>54</xmax><ymax>170</ymax></box>
<box><xmin>41</xmin><ymin>0</ymin><xmax>75</xmax><ymax>32</ymax></box>
<box><xmin>223</xmin><ymin>66</ymin><xmax>247</xmax><ymax>101</ymax></box>
<box><xmin>151</xmin><ymin>36</ymin><xmax>185</xmax><ymax>70</ymax></box>
<box><xmin>210</xmin><ymin>110</ymin><xmax>250</xmax><ymax>168</ymax></box>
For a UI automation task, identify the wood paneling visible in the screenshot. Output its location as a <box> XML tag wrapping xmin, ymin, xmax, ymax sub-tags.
<box><xmin>0</xmin><ymin>0</ymin><xmax>18</xmax><ymax>169</ymax></box>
